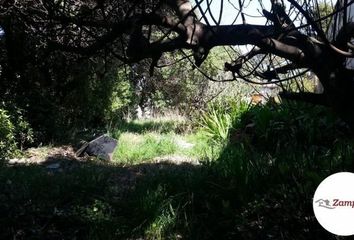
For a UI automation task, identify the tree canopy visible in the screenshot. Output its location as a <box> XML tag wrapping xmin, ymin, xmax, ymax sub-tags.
<box><xmin>2</xmin><ymin>0</ymin><xmax>354</xmax><ymax>125</ymax></box>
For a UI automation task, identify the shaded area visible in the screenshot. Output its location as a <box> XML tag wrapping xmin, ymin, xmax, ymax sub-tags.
<box><xmin>211</xmin><ymin>102</ymin><xmax>354</xmax><ymax>238</ymax></box>
<box><xmin>0</xmin><ymin>157</ymin><xmax>332</xmax><ymax>240</ymax></box>
<box><xmin>0</xmin><ymin>158</ymin><xmax>203</xmax><ymax>239</ymax></box>
<box><xmin>3</xmin><ymin>102</ymin><xmax>353</xmax><ymax>239</ymax></box>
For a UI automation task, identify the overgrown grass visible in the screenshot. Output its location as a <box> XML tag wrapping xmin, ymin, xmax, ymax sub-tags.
<box><xmin>198</xmin><ymin>100</ymin><xmax>248</xmax><ymax>144</ymax></box>
<box><xmin>113</xmin><ymin>133</ymin><xmax>178</xmax><ymax>163</ymax></box>
<box><xmin>1</xmin><ymin>103</ymin><xmax>353</xmax><ymax>239</ymax></box>
<box><xmin>112</xmin><ymin>117</ymin><xmax>211</xmax><ymax>164</ymax></box>
<box><xmin>111</xmin><ymin>117</ymin><xmax>191</xmax><ymax>137</ymax></box>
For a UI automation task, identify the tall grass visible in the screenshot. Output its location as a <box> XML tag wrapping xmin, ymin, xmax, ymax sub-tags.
<box><xmin>199</xmin><ymin>100</ymin><xmax>248</xmax><ymax>144</ymax></box>
<box><xmin>191</xmin><ymin>101</ymin><xmax>354</xmax><ymax>238</ymax></box>
<box><xmin>1</xmin><ymin>103</ymin><xmax>353</xmax><ymax>239</ymax></box>
<box><xmin>113</xmin><ymin>133</ymin><xmax>178</xmax><ymax>164</ymax></box>
<box><xmin>112</xmin><ymin>117</ymin><xmax>205</xmax><ymax>164</ymax></box>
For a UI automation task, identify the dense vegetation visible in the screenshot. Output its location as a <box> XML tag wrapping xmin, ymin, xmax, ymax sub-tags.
<box><xmin>1</xmin><ymin>0</ymin><xmax>354</xmax><ymax>239</ymax></box>
<box><xmin>0</xmin><ymin>22</ymin><xmax>238</xmax><ymax>159</ymax></box>
<box><xmin>1</xmin><ymin>99</ymin><xmax>353</xmax><ymax>239</ymax></box>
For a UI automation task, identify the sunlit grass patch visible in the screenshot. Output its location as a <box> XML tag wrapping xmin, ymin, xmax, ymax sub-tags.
<box><xmin>183</xmin><ymin>132</ymin><xmax>221</xmax><ymax>161</ymax></box>
<box><xmin>113</xmin><ymin>131</ymin><xmax>215</xmax><ymax>164</ymax></box>
<box><xmin>111</xmin><ymin>116</ymin><xmax>214</xmax><ymax>164</ymax></box>
<box><xmin>113</xmin><ymin>133</ymin><xmax>178</xmax><ymax>164</ymax></box>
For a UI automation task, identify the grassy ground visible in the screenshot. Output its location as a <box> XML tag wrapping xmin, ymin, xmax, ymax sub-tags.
<box><xmin>1</xmin><ymin>103</ymin><xmax>353</xmax><ymax>239</ymax></box>
<box><xmin>112</xmin><ymin>118</ymin><xmax>211</xmax><ymax>164</ymax></box>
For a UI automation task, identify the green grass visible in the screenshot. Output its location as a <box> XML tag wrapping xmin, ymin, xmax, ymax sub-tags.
<box><xmin>113</xmin><ymin>133</ymin><xmax>178</xmax><ymax>163</ymax></box>
<box><xmin>111</xmin><ymin>117</ymin><xmax>191</xmax><ymax>137</ymax></box>
<box><xmin>113</xmin><ymin>131</ymin><xmax>215</xmax><ymax>164</ymax></box>
<box><xmin>1</xmin><ymin>103</ymin><xmax>353</xmax><ymax>239</ymax></box>
<box><xmin>112</xmin><ymin>117</ymin><xmax>212</xmax><ymax>164</ymax></box>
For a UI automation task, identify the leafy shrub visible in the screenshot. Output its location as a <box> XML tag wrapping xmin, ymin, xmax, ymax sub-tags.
<box><xmin>0</xmin><ymin>108</ymin><xmax>16</xmax><ymax>160</ymax></box>
<box><xmin>199</xmin><ymin>100</ymin><xmax>248</xmax><ymax>144</ymax></box>
<box><xmin>0</xmin><ymin>105</ymin><xmax>34</xmax><ymax>160</ymax></box>
<box><xmin>212</xmin><ymin>102</ymin><xmax>354</xmax><ymax>196</ymax></box>
<box><xmin>199</xmin><ymin>105</ymin><xmax>232</xmax><ymax>143</ymax></box>
<box><xmin>12</xmin><ymin>109</ymin><xmax>34</xmax><ymax>150</ymax></box>
<box><xmin>238</xmin><ymin>103</ymin><xmax>350</xmax><ymax>152</ymax></box>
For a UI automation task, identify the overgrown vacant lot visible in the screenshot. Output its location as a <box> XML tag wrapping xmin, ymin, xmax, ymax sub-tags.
<box><xmin>1</xmin><ymin>103</ymin><xmax>353</xmax><ymax>239</ymax></box>
<box><xmin>4</xmin><ymin>0</ymin><xmax>354</xmax><ymax>238</ymax></box>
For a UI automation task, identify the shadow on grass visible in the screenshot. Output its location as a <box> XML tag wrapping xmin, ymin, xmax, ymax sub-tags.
<box><xmin>2</xmin><ymin>103</ymin><xmax>351</xmax><ymax>239</ymax></box>
<box><xmin>209</xmin><ymin>102</ymin><xmax>354</xmax><ymax>239</ymax></box>
<box><xmin>1</xmin><ymin>156</ymin><xmax>334</xmax><ymax>239</ymax></box>
<box><xmin>0</xmin><ymin>157</ymin><xmax>205</xmax><ymax>240</ymax></box>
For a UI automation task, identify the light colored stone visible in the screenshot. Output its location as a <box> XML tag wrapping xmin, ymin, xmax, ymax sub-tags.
<box><xmin>86</xmin><ymin>135</ymin><xmax>118</xmax><ymax>161</ymax></box>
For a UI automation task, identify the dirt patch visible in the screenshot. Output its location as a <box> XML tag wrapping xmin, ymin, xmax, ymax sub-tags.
<box><xmin>8</xmin><ymin>146</ymin><xmax>89</xmax><ymax>169</ymax></box>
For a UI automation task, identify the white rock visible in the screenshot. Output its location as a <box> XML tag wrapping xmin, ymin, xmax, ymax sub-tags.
<box><xmin>86</xmin><ymin>135</ymin><xmax>118</xmax><ymax>161</ymax></box>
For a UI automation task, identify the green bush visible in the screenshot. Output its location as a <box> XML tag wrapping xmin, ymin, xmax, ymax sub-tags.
<box><xmin>199</xmin><ymin>100</ymin><xmax>248</xmax><ymax>144</ymax></box>
<box><xmin>238</xmin><ymin>103</ymin><xmax>349</xmax><ymax>152</ymax></box>
<box><xmin>0</xmin><ymin>108</ymin><xmax>16</xmax><ymax>160</ymax></box>
<box><xmin>0</xmin><ymin>105</ymin><xmax>34</xmax><ymax>160</ymax></box>
<box><xmin>213</xmin><ymin>102</ymin><xmax>354</xmax><ymax>195</ymax></box>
